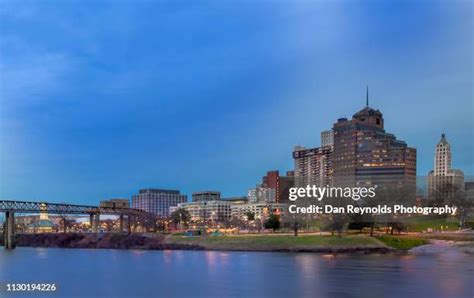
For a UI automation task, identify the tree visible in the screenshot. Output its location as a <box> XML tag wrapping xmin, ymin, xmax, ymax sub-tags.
<box><xmin>170</xmin><ymin>208</ymin><xmax>190</xmax><ymax>229</ymax></box>
<box><xmin>229</xmin><ymin>216</ymin><xmax>247</xmax><ymax>231</ymax></box>
<box><xmin>140</xmin><ymin>213</ymin><xmax>158</xmax><ymax>232</ymax></box>
<box><xmin>371</xmin><ymin>183</ymin><xmax>414</xmax><ymax>235</ymax></box>
<box><xmin>264</xmin><ymin>214</ymin><xmax>280</xmax><ymax>232</ymax></box>
<box><xmin>281</xmin><ymin>212</ymin><xmax>305</xmax><ymax>236</ymax></box>
<box><xmin>245</xmin><ymin>211</ymin><xmax>255</xmax><ymax>221</ymax></box>
<box><xmin>390</xmin><ymin>221</ymin><xmax>406</xmax><ymax>235</ymax></box>
<box><xmin>436</xmin><ymin>183</ymin><xmax>472</xmax><ymax>228</ymax></box>
<box><xmin>281</xmin><ymin>193</ymin><xmax>312</xmax><ymax>236</ymax></box>
<box><xmin>59</xmin><ymin>215</ymin><xmax>73</xmax><ymax>233</ymax></box>
<box><xmin>323</xmin><ymin>213</ymin><xmax>348</xmax><ymax>237</ymax></box>
<box><xmin>348</xmin><ymin>213</ymin><xmax>373</xmax><ymax>234</ymax></box>
<box><xmin>103</xmin><ymin>219</ymin><xmax>115</xmax><ymax>232</ymax></box>
<box><xmin>155</xmin><ymin>218</ymin><xmax>168</xmax><ymax>232</ymax></box>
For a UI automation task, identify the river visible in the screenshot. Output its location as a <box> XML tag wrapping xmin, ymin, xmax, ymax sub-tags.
<box><xmin>0</xmin><ymin>247</ymin><xmax>472</xmax><ymax>298</ymax></box>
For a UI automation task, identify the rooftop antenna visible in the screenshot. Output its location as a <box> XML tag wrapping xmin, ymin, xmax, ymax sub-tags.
<box><xmin>366</xmin><ymin>85</ymin><xmax>369</xmax><ymax>107</ymax></box>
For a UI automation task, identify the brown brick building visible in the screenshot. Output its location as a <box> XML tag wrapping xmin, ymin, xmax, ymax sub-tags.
<box><xmin>262</xmin><ymin>170</ymin><xmax>294</xmax><ymax>203</ymax></box>
<box><xmin>332</xmin><ymin>100</ymin><xmax>416</xmax><ymax>189</ymax></box>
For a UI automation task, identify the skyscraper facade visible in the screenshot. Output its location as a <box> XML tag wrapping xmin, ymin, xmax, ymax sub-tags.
<box><xmin>293</xmin><ymin>145</ymin><xmax>333</xmax><ymax>188</ymax></box>
<box><xmin>332</xmin><ymin>95</ymin><xmax>416</xmax><ymax>188</ymax></box>
<box><xmin>261</xmin><ymin>170</ymin><xmax>294</xmax><ymax>203</ymax></box>
<box><xmin>428</xmin><ymin>134</ymin><xmax>464</xmax><ymax>198</ymax></box>
<box><xmin>321</xmin><ymin>130</ymin><xmax>334</xmax><ymax>147</ymax></box>
<box><xmin>293</xmin><ymin>129</ymin><xmax>334</xmax><ymax>188</ymax></box>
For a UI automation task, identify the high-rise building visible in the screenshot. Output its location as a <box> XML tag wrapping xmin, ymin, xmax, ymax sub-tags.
<box><xmin>321</xmin><ymin>130</ymin><xmax>334</xmax><ymax>147</ymax></box>
<box><xmin>332</xmin><ymin>90</ymin><xmax>416</xmax><ymax>188</ymax></box>
<box><xmin>428</xmin><ymin>134</ymin><xmax>464</xmax><ymax>198</ymax></box>
<box><xmin>293</xmin><ymin>145</ymin><xmax>333</xmax><ymax>188</ymax></box>
<box><xmin>261</xmin><ymin>170</ymin><xmax>294</xmax><ymax>203</ymax></box>
<box><xmin>132</xmin><ymin>189</ymin><xmax>187</xmax><ymax>217</ymax></box>
<box><xmin>293</xmin><ymin>127</ymin><xmax>334</xmax><ymax>188</ymax></box>
<box><xmin>192</xmin><ymin>191</ymin><xmax>221</xmax><ymax>202</ymax></box>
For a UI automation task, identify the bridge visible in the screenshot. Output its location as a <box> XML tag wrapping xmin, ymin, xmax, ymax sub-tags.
<box><xmin>1</xmin><ymin>200</ymin><xmax>149</xmax><ymax>249</ymax></box>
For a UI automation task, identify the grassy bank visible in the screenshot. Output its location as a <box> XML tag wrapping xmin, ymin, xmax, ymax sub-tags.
<box><xmin>165</xmin><ymin>234</ymin><xmax>388</xmax><ymax>252</ymax></box>
<box><xmin>404</xmin><ymin>217</ymin><xmax>459</xmax><ymax>232</ymax></box>
<box><xmin>376</xmin><ymin>236</ymin><xmax>427</xmax><ymax>250</ymax></box>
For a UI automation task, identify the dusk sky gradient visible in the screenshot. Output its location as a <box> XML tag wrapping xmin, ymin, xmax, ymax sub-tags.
<box><xmin>1</xmin><ymin>0</ymin><xmax>473</xmax><ymax>204</ymax></box>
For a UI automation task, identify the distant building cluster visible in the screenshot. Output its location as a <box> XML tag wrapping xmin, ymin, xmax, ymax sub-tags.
<box><xmin>81</xmin><ymin>89</ymin><xmax>470</xmax><ymax>226</ymax></box>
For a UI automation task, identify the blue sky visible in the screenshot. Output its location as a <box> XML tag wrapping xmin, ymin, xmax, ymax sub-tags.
<box><xmin>0</xmin><ymin>0</ymin><xmax>472</xmax><ymax>204</ymax></box>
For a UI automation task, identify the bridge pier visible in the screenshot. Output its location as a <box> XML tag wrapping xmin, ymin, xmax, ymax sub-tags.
<box><xmin>119</xmin><ymin>214</ymin><xmax>124</xmax><ymax>232</ymax></box>
<box><xmin>89</xmin><ymin>213</ymin><xmax>94</xmax><ymax>232</ymax></box>
<box><xmin>3</xmin><ymin>211</ymin><xmax>16</xmax><ymax>249</ymax></box>
<box><xmin>89</xmin><ymin>213</ymin><xmax>100</xmax><ymax>233</ymax></box>
<box><xmin>95</xmin><ymin>213</ymin><xmax>100</xmax><ymax>232</ymax></box>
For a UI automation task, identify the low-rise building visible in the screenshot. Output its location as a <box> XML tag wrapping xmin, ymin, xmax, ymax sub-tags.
<box><xmin>100</xmin><ymin>198</ymin><xmax>130</xmax><ymax>209</ymax></box>
<box><xmin>192</xmin><ymin>191</ymin><xmax>221</xmax><ymax>202</ymax></box>
<box><xmin>176</xmin><ymin>200</ymin><xmax>232</xmax><ymax>222</ymax></box>
<box><xmin>247</xmin><ymin>185</ymin><xmax>276</xmax><ymax>203</ymax></box>
<box><xmin>231</xmin><ymin>203</ymin><xmax>286</xmax><ymax>221</ymax></box>
<box><xmin>223</xmin><ymin>197</ymin><xmax>248</xmax><ymax>204</ymax></box>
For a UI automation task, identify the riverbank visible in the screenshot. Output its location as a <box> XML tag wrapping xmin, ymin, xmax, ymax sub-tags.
<box><xmin>1</xmin><ymin>233</ymin><xmax>203</xmax><ymax>250</ymax></box>
<box><xmin>0</xmin><ymin>233</ymin><xmax>396</xmax><ymax>253</ymax></box>
<box><xmin>165</xmin><ymin>234</ymin><xmax>394</xmax><ymax>253</ymax></box>
<box><xmin>4</xmin><ymin>232</ymin><xmax>472</xmax><ymax>253</ymax></box>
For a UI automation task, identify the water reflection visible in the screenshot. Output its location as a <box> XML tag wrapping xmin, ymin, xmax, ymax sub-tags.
<box><xmin>0</xmin><ymin>248</ymin><xmax>472</xmax><ymax>298</ymax></box>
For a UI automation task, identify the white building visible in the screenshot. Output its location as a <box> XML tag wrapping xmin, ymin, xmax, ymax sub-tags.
<box><xmin>428</xmin><ymin>134</ymin><xmax>464</xmax><ymax>198</ymax></box>
<box><xmin>247</xmin><ymin>184</ymin><xmax>276</xmax><ymax>203</ymax></box>
<box><xmin>174</xmin><ymin>200</ymin><xmax>232</xmax><ymax>223</ymax></box>
<box><xmin>231</xmin><ymin>203</ymin><xmax>286</xmax><ymax>221</ymax></box>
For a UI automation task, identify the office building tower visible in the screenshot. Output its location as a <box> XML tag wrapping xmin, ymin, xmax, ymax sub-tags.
<box><xmin>321</xmin><ymin>130</ymin><xmax>334</xmax><ymax>147</ymax></box>
<box><xmin>261</xmin><ymin>170</ymin><xmax>294</xmax><ymax>203</ymax></box>
<box><xmin>428</xmin><ymin>134</ymin><xmax>464</xmax><ymax>198</ymax></box>
<box><xmin>332</xmin><ymin>89</ymin><xmax>416</xmax><ymax>188</ymax></box>
<box><xmin>293</xmin><ymin>145</ymin><xmax>333</xmax><ymax>188</ymax></box>
<box><xmin>132</xmin><ymin>189</ymin><xmax>187</xmax><ymax>217</ymax></box>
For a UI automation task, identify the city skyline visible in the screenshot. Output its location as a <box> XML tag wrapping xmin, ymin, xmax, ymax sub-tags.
<box><xmin>1</xmin><ymin>1</ymin><xmax>473</xmax><ymax>204</ymax></box>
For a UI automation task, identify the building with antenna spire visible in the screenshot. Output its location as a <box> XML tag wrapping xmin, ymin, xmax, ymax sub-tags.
<box><xmin>332</xmin><ymin>88</ymin><xmax>416</xmax><ymax>190</ymax></box>
<box><xmin>366</xmin><ymin>85</ymin><xmax>369</xmax><ymax>107</ymax></box>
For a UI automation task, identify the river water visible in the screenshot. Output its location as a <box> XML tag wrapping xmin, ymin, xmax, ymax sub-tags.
<box><xmin>0</xmin><ymin>247</ymin><xmax>472</xmax><ymax>298</ymax></box>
